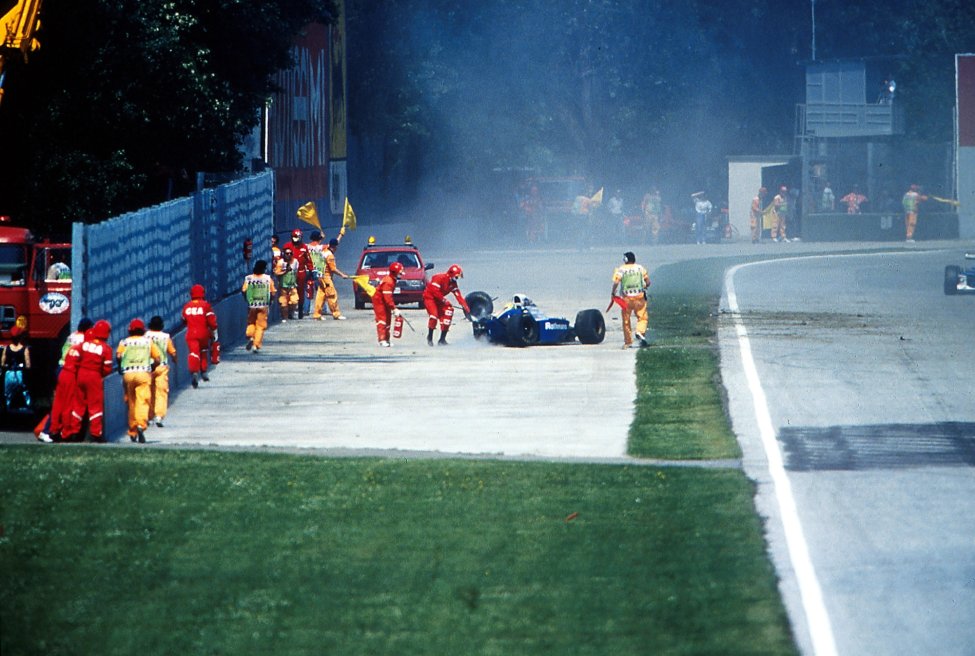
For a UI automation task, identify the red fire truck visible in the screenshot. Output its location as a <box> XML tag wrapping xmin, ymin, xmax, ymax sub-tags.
<box><xmin>0</xmin><ymin>218</ymin><xmax>72</xmax><ymax>410</ymax></box>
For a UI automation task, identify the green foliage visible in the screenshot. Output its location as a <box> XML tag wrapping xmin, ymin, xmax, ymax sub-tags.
<box><xmin>350</xmin><ymin>0</ymin><xmax>975</xmax><ymax>212</ymax></box>
<box><xmin>0</xmin><ymin>0</ymin><xmax>335</xmax><ymax>236</ymax></box>
<box><xmin>0</xmin><ymin>448</ymin><xmax>795</xmax><ymax>655</ymax></box>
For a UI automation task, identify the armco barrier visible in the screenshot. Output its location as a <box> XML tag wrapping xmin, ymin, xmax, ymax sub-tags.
<box><xmin>802</xmin><ymin>212</ymin><xmax>958</xmax><ymax>241</ymax></box>
<box><xmin>71</xmin><ymin>172</ymin><xmax>274</xmax><ymax>440</ymax></box>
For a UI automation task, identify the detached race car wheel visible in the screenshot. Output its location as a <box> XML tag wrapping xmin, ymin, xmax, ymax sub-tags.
<box><xmin>506</xmin><ymin>310</ymin><xmax>539</xmax><ymax>347</ymax></box>
<box><xmin>574</xmin><ymin>309</ymin><xmax>606</xmax><ymax>344</ymax></box>
<box><xmin>472</xmin><ymin>320</ymin><xmax>488</xmax><ymax>340</ymax></box>
<box><xmin>465</xmin><ymin>291</ymin><xmax>494</xmax><ymax>320</ymax></box>
<box><xmin>944</xmin><ymin>265</ymin><xmax>961</xmax><ymax>295</ymax></box>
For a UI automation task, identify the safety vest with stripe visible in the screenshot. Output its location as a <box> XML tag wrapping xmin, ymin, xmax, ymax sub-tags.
<box><xmin>119</xmin><ymin>336</ymin><xmax>154</xmax><ymax>373</ymax></box>
<box><xmin>617</xmin><ymin>264</ymin><xmax>648</xmax><ymax>297</ymax></box>
<box><xmin>146</xmin><ymin>330</ymin><xmax>172</xmax><ymax>367</ymax></box>
<box><xmin>244</xmin><ymin>274</ymin><xmax>273</xmax><ymax>308</ymax></box>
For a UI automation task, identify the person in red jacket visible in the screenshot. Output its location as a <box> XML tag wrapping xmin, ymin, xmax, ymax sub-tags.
<box><xmin>371</xmin><ymin>261</ymin><xmax>403</xmax><ymax>347</ymax></box>
<box><xmin>182</xmin><ymin>283</ymin><xmax>218</xmax><ymax>388</ymax></box>
<box><xmin>423</xmin><ymin>264</ymin><xmax>471</xmax><ymax>346</ymax></box>
<box><xmin>64</xmin><ymin>320</ymin><xmax>114</xmax><ymax>443</ymax></box>
<box><xmin>37</xmin><ymin>316</ymin><xmax>92</xmax><ymax>442</ymax></box>
<box><xmin>42</xmin><ymin>336</ymin><xmax>83</xmax><ymax>442</ymax></box>
<box><xmin>288</xmin><ymin>228</ymin><xmax>313</xmax><ymax>318</ymax></box>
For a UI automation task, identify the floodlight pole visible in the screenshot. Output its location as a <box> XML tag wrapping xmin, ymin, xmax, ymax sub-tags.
<box><xmin>811</xmin><ymin>0</ymin><xmax>817</xmax><ymax>61</ymax></box>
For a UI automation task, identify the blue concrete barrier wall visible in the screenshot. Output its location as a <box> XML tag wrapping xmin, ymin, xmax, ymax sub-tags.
<box><xmin>71</xmin><ymin>172</ymin><xmax>274</xmax><ymax>440</ymax></box>
<box><xmin>802</xmin><ymin>212</ymin><xmax>959</xmax><ymax>241</ymax></box>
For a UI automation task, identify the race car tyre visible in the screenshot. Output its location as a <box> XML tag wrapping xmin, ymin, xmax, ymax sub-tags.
<box><xmin>506</xmin><ymin>310</ymin><xmax>539</xmax><ymax>347</ymax></box>
<box><xmin>944</xmin><ymin>265</ymin><xmax>961</xmax><ymax>295</ymax></box>
<box><xmin>465</xmin><ymin>291</ymin><xmax>494</xmax><ymax>320</ymax></box>
<box><xmin>472</xmin><ymin>321</ymin><xmax>488</xmax><ymax>340</ymax></box>
<box><xmin>574</xmin><ymin>309</ymin><xmax>606</xmax><ymax>344</ymax></box>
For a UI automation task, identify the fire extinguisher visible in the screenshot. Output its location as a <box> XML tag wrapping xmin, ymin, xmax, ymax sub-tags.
<box><xmin>443</xmin><ymin>304</ymin><xmax>455</xmax><ymax>327</ymax></box>
<box><xmin>392</xmin><ymin>313</ymin><xmax>404</xmax><ymax>339</ymax></box>
<box><xmin>209</xmin><ymin>330</ymin><xmax>220</xmax><ymax>364</ymax></box>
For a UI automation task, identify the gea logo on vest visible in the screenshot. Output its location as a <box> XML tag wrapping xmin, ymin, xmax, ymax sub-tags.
<box><xmin>39</xmin><ymin>292</ymin><xmax>70</xmax><ymax>314</ymax></box>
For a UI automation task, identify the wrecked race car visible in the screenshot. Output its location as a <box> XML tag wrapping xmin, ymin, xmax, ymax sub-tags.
<box><xmin>944</xmin><ymin>253</ymin><xmax>975</xmax><ymax>295</ymax></box>
<box><xmin>464</xmin><ymin>291</ymin><xmax>605</xmax><ymax>347</ymax></box>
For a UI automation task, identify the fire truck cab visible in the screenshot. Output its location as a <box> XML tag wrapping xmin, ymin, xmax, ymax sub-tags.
<box><xmin>0</xmin><ymin>220</ymin><xmax>71</xmax><ymax>412</ymax></box>
<box><xmin>0</xmin><ymin>222</ymin><xmax>71</xmax><ymax>341</ymax></box>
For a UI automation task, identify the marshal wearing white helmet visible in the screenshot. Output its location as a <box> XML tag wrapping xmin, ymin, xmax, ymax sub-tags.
<box><xmin>422</xmin><ymin>264</ymin><xmax>471</xmax><ymax>346</ymax></box>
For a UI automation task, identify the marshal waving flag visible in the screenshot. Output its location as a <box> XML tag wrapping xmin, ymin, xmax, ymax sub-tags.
<box><xmin>296</xmin><ymin>202</ymin><xmax>322</xmax><ymax>230</ymax></box>
<box><xmin>343</xmin><ymin>197</ymin><xmax>357</xmax><ymax>230</ymax></box>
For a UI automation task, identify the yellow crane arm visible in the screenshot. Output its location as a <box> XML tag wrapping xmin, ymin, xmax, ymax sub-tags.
<box><xmin>0</xmin><ymin>0</ymin><xmax>44</xmax><ymax>106</ymax></box>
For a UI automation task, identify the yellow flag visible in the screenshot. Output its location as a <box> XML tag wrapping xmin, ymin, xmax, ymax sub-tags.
<box><xmin>343</xmin><ymin>197</ymin><xmax>357</xmax><ymax>230</ymax></box>
<box><xmin>296</xmin><ymin>202</ymin><xmax>321</xmax><ymax>230</ymax></box>
<box><xmin>352</xmin><ymin>274</ymin><xmax>375</xmax><ymax>296</ymax></box>
<box><xmin>930</xmin><ymin>195</ymin><xmax>960</xmax><ymax>207</ymax></box>
<box><xmin>589</xmin><ymin>187</ymin><xmax>604</xmax><ymax>205</ymax></box>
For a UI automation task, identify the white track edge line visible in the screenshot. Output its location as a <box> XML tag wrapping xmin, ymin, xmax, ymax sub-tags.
<box><xmin>725</xmin><ymin>260</ymin><xmax>838</xmax><ymax>656</ymax></box>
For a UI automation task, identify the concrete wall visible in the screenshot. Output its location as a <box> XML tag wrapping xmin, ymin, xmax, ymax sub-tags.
<box><xmin>802</xmin><ymin>212</ymin><xmax>958</xmax><ymax>242</ymax></box>
<box><xmin>959</xmin><ymin>147</ymin><xmax>975</xmax><ymax>239</ymax></box>
<box><xmin>70</xmin><ymin>172</ymin><xmax>274</xmax><ymax>440</ymax></box>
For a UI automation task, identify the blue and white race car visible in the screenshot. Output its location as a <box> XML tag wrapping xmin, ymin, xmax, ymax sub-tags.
<box><xmin>944</xmin><ymin>254</ymin><xmax>975</xmax><ymax>295</ymax></box>
<box><xmin>464</xmin><ymin>291</ymin><xmax>605</xmax><ymax>347</ymax></box>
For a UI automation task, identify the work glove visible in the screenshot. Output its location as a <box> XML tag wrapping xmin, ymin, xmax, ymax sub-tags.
<box><xmin>464</xmin><ymin>311</ymin><xmax>472</xmax><ymax>321</ymax></box>
<box><xmin>211</xmin><ymin>329</ymin><xmax>219</xmax><ymax>342</ymax></box>
<box><xmin>393</xmin><ymin>308</ymin><xmax>401</xmax><ymax>317</ymax></box>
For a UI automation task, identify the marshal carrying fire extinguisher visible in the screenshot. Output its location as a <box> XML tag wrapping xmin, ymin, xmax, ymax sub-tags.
<box><xmin>443</xmin><ymin>304</ymin><xmax>455</xmax><ymax>328</ymax></box>
<box><xmin>392</xmin><ymin>313</ymin><xmax>404</xmax><ymax>339</ymax></box>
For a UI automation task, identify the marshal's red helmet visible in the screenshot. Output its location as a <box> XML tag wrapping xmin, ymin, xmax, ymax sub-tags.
<box><xmin>90</xmin><ymin>320</ymin><xmax>112</xmax><ymax>341</ymax></box>
<box><xmin>389</xmin><ymin>261</ymin><xmax>405</xmax><ymax>276</ymax></box>
<box><xmin>128</xmin><ymin>318</ymin><xmax>145</xmax><ymax>333</ymax></box>
<box><xmin>291</xmin><ymin>229</ymin><xmax>302</xmax><ymax>240</ymax></box>
<box><xmin>190</xmin><ymin>284</ymin><xmax>206</xmax><ymax>299</ymax></box>
<box><xmin>447</xmin><ymin>264</ymin><xmax>463</xmax><ymax>279</ymax></box>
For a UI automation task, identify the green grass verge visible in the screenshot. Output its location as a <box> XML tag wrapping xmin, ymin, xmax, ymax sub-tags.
<box><xmin>0</xmin><ymin>448</ymin><xmax>795</xmax><ymax>655</ymax></box>
<box><xmin>629</xmin><ymin>256</ymin><xmax>756</xmax><ymax>460</ymax></box>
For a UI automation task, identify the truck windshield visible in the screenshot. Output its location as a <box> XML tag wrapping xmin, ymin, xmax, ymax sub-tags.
<box><xmin>0</xmin><ymin>244</ymin><xmax>28</xmax><ymax>285</ymax></box>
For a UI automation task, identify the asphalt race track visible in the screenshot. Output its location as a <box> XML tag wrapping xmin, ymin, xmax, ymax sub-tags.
<box><xmin>720</xmin><ymin>248</ymin><xmax>975</xmax><ymax>656</ymax></box>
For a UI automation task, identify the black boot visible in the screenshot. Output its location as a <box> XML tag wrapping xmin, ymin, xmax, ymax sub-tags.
<box><xmin>438</xmin><ymin>331</ymin><xmax>448</xmax><ymax>346</ymax></box>
<box><xmin>427</xmin><ymin>328</ymin><xmax>435</xmax><ymax>346</ymax></box>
